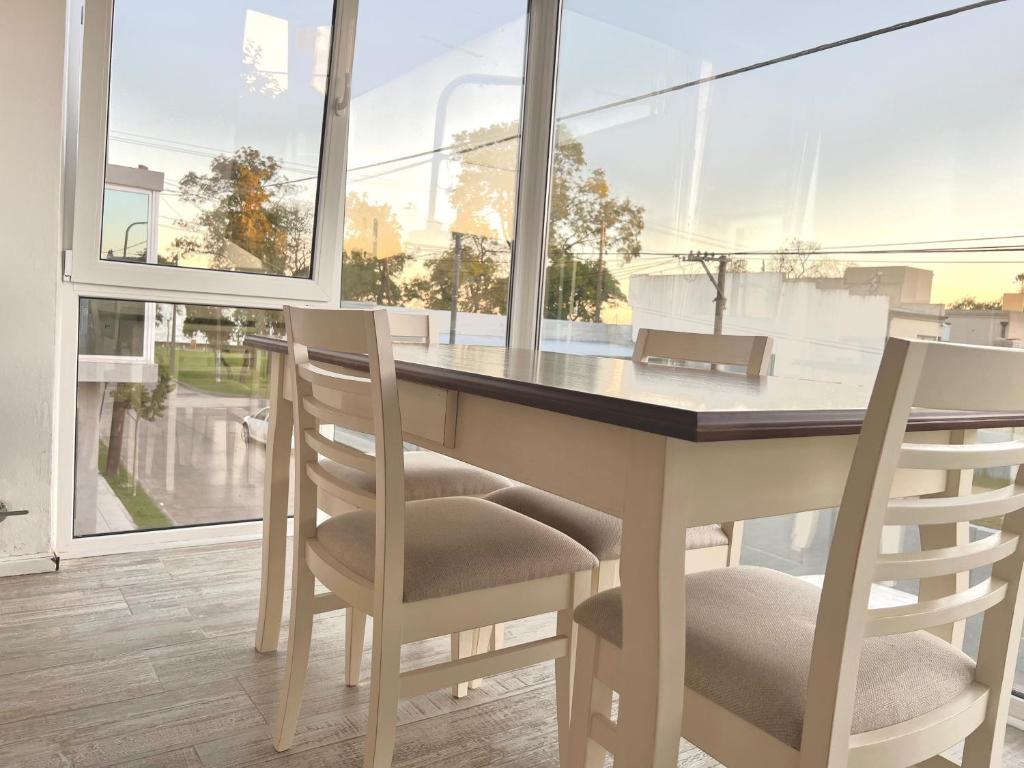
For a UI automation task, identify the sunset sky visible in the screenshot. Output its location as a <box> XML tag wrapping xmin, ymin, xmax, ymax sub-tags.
<box><xmin>104</xmin><ymin>0</ymin><xmax>1023</xmax><ymax>308</ymax></box>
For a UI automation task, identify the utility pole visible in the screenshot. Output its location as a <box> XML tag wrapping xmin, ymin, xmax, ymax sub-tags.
<box><xmin>683</xmin><ymin>251</ymin><xmax>728</xmax><ymax>336</ymax></box>
<box><xmin>449</xmin><ymin>232</ymin><xmax>462</xmax><ymax>344</ymax></box>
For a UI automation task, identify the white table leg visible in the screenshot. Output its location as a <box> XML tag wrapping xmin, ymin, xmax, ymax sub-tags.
<box><xmin>256</xmin><ymin>353</ymin><xmax>292</xmax><ymax>653</ymax></box>
<box><xmin>615</xmin><ymin>433</ymin><xmax>687</xmax><ymax>768</ymax></box>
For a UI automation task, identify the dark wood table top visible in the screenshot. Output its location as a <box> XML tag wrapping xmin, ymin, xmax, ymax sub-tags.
<box><xmin>244</xmin><ymin>335</ymin><xmax>1024</xmax><ymax>442</ymax></box>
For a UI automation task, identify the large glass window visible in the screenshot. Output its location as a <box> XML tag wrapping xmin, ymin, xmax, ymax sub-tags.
<box><xmin>540</xmin><ymin>1</ymin><xmax>1024</xmax><ymax>381</ymax></box>
<box><xmin>74</xmin><ymin>298</ymin><xmax>282</xmax><ymax>536</ymax></box>
<box><xmin>101</xmin><ymin>0</ymin><xmax>334</xmax><ymax>277</ymax></box>
<box><xmin>339</xmin><ymin>1</ymin><xmax>528</xmax><ymax>345</ymax></box>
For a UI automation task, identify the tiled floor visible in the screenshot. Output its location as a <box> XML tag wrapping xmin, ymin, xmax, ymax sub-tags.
<box><xmin>0</xmin><ymin>540</ymin><xmax>1021</xmax><ymax>767</ymax></box>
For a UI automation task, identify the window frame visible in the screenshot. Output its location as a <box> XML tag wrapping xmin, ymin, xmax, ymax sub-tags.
<box><xmin>69</xmin><ymin>0</ymin><xmax>354</xmax><ymax>305</ymax></box>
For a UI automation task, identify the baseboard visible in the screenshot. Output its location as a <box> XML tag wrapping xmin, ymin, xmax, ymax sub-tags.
<box><xmin>0</xmin><ymin>554</ymin><xmax>57</xmax><ymax>578</ymax></box>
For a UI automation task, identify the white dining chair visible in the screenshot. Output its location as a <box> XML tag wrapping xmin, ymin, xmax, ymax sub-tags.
<box><xmin>336</xmin><ymin>311</ymin><xmax>512</xmax><ymax>690</ymax></box>
<box><xmin>274</xmin><ymin>306</ymin><xmax>597</xmax><ymax>767</ymax></box>
<box><xmin>567</xmin><ymin>337</ymin><xmax>1024</xmax><ymax>768</ymax></box>
<box><xmin>485</xmin><ymin>329</ymin><xmax>773</xmax><ymax>592</ymax></box>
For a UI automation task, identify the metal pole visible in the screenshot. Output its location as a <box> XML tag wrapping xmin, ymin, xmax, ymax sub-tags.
<box><xmin>713</xmin><ymin>254</ymin><xmax>727</xmax><ymax>335</ymax></box>
<box><xmin>449</xmin><ymin>232</ymin><xmax>462</xmax><ymax>344</ymax></box>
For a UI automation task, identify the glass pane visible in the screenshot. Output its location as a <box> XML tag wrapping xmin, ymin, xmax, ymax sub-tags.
<box><xmin>100</xmin><ymin>188</ymin><xmax>149</xmax><ymax>262</ymax></box>
<box><xmin>102</xmin><ymin>0</ymin><xmax>334</xmax><ymax>277</ymax></box>
<box><xmin>340</xmin><ymin>1</ymin><xmax>528</xmax><ymax>345</ymax></box>
<box><xmin>74</xmin><ymin>298</ymin><xmax>283</xmax><ymax>536</ymax></box>
<box><xmin>540</xmin><ymin>0</ymin><xmax>1024</xmax><ymax>380</ymax></box>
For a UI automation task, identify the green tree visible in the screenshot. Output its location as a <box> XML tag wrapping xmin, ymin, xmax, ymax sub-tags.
<box><xmin>404</xmin><ymin>234</ymin><xmax>510</xmax><ymax>314</ymax></box>
<box><xmin>340</xmin><ymin>193</ymin><xmax>412</xmax><ymax>305</ymax></box>
<box><xmin>182</xmin><ymin>305</ymin><xmax>234</xmax><ymax>382</ymax></box>
<box><xmin>171</xmin><ymin>147</ymin><xmax>313</xmax><ymax>276</ymax></box>
<box><xmin>402</xmin><ymin>122</ymin><xmax>644</xmax><ymax>322</ymax></box>
<box><xmin>104</xmin><ymin>364</ymin><xmax>174</xmax><ymax>479</ymax></box>
<box><xmin>1015</xmin><ymin>273</ymin><xmax>1024</xmax><ymax>294</ymax></box>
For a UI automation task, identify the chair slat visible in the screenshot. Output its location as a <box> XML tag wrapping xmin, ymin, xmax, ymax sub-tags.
<box><xmin>864</xmin><ymin>578</ymin><xmax>1007</xmax><ymax>637</ymax></box>
<box><xmin>301</xmin><ymin>395</ymin><xmax>375</xmax><ymax>436</ymax></box>
<box><xmin>307</xmin><ymin>461</ymin><xmax>376</xmax><ymax>511</ymax></box>
<box><xmin>874</xmin><ymin>531</ymin><xmax>1020</xmax><ymax>581</ymax></box>
<box><xmin>899</xmin><ymin>441</ymin><xmax>1024</xmax><ymax>471</ymax></box>
<box><xmin>304</xmin><ymin>429</ymin><xmax>377</xmax><ymax>476</ymax></box>
<box><xmin>886</xmin><ymin>484</ymin><xmax>1024</xmax><ymax>526</ymax></box>
<box><xmin>297</xmin><ymin>361</ymin><xmax>371</xmax><ymax>396</ymax></box>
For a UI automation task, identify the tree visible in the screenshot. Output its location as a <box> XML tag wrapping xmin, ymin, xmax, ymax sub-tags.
<box><xmin>949</xmin><ymin>296</ymin><xmax>1003</xmax><ymax>310</ymax></box>
<box><xmin>401</xmin><ymin>122</ymin><xmax>644</xmax><ymax>322</ymax></box>
<box><xmin>182</xmin><ymin>305</ymin><xmax>234</xmax><ymax>382</ymax></box>
<box><xmin>404</xmin><ymin>234</ymin><xmax>510</xmax><ymax>314</ymax></box>
<box><xmin>767</xmin><ymin>238</ymin><xmax>846</xmax><ymax>279</ymax></box>
<box><xmin>340</xmin><ymin>194</ymin><xmax>412</xmax><ymax>305</ymax></box>
<box><xmin>1015</xmin><ymin>273</ymin><xmax>1024</xmax><ymax>294</ymax></box>
<box><xmin>545</xmin><ymin>131</ymin><xmax>644</xmax><ymax>322</ymax></box>
<box><xmin>171</xmin><ymin>147</ymin><xmax>313</xmax><ymax>276</ymax></box>
<box><xmin>104</xmin><ymin>364</ymin><xmax>174</xmax><ymax>479</ymax></box>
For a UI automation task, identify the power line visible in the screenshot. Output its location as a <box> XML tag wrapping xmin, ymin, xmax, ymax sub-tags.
<box><xmin>559</xmin><ymin>0</ymin><xmax>1006</xmax><ymax>123</ymax></box>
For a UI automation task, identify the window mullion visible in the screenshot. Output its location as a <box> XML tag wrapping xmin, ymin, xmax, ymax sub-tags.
<box><xmin>507</xmin><ymin>0</ymin><xmax>562</xmax><ymax>350</ymax></box>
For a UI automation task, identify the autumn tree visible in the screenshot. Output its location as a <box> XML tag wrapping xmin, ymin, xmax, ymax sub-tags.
<box><xmin>340</xmin><ymin>193</ymin><xmax>412</xmax><ymax>305</ymax></box>
<box><xmin>171</xmin><ymin>147</ymin><xmax>313</xmax><ymax>277</ymax></box>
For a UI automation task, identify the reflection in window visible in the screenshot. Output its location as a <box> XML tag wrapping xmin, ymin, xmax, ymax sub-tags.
<box><xmin>339</xmin><ymin>1</ymin><xmax>527</xmax><ymax>345</ymax></box>
<box><xmin>540</xmin><ymin>0</ymin><xmax>1024</xmax><ymax>379</ymax></box>
<box><xmin>74</xmin><ymin>298</ymin><xmax>283</xmax><ymax>536</ymax></box>
<box><xmin>103</xmin><ymin>0</ymin><xmax>334</xmax><ymax>277</ymax></box>
<box><xmin>100</xmin><ymin>187</ymin><xmax>150</xmax><ymax>262</ymax></box>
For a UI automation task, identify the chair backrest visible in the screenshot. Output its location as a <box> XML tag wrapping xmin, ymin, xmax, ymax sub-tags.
<box><xmin>284</xmin><ymin>306</ymin><xmax>407</xmax><ymax>609</ymax></box>
<box><xmin>387</xmin><ymin>311</ymin><xmax>434</xmax><ymax>346</ymax></box>
<box><xmin>632</xmin><ymin>328</ymin><xmax>773</xmax><ymax>375</ymax></box>
<box><xmin>801</xmin><ymin>338</ymin><xmax>1024</xmax><ymax>765</ymax></box>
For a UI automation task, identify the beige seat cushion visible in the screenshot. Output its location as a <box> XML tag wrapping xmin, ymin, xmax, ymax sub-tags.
<box><xmin>484</xmin><ymin>485</ymin><xmax>728</xmax><ymax>560</ymax></box>
<box><xmin>315</xmin><ymin>496</ymin><xmax>598</xmax><ymax>603</ymax></box>
<box><xmin>574</xmin><ymin>566</ymin><xmax>976</xmax><ymax>748</ymax></box>
<box><xmin>321</xmin><ymin>451</ymin><xmax>511</xmax><ymax>501</ymax></box>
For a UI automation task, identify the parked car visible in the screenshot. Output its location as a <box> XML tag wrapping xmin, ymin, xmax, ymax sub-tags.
<box><xmin>241</xmin><ymin>407</ymin><xmax>270</xmax><ymax>444</ymax></box>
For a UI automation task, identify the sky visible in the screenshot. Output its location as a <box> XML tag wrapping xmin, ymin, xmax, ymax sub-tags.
<box><xmin>102</xmin><ymin>0</ymin><xmax>1024</xmax><ymax>307</ymax></box>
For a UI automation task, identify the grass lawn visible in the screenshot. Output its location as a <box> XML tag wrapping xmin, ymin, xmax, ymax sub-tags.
<box><xmin>98</xmin><ymin>441</ymin><xmax>173</xmax><ymax>530</ymax></box>
<box><xmin>156</xmin><ymin>345</ymin><xmax>270</xmax><ymax>398</ymax></box>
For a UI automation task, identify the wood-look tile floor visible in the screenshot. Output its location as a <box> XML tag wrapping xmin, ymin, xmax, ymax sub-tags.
<box><xmin>1</xmin><ymin>540</ymin><xmax>1022</xmax><ymax>768</ymax></box>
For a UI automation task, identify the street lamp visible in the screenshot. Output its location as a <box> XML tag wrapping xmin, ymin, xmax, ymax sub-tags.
<box><xmin>122</xmin><ymin>220</ymin><xmax>147</xmax><ymax>260</ymax></box>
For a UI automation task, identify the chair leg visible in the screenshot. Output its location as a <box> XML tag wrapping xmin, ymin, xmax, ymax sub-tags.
<box><xmin>364</xmin><ymin>608</ymin><xmax>403</xmax><ymax>768</ymax></box>
<box><xmin>469</xmin><ymin>625</ymin><xmax>494</xmax><ymax>690</ymax></box>
<box><xmin>557</xmin><ymin>572</ymin><xmax>591</xmax><ymax>767</ymax></box>
<box><xmin>273</xmin><ymin>554</ymin><xmax>316</xmax><ymax>752</ymax></box>
<box><xmin>345</xmin><ymin>608</ymin><xmax>367</xmax><ymax>687</ymax></box>
<box><xmin>568</xmin><ymin>627</ymin><xmax>612</xmax><ymax>768</ymax></box>
<box><xmin>451</xmin><ymin>630</ymin><xmax>475</xmax><ymax>698</ymax></box>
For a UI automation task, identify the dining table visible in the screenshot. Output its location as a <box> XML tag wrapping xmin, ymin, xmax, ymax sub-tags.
<box><xmin>243</xmin><ymin>334</ymin><xmax>1024</xmax><ymax>768</ymax></box>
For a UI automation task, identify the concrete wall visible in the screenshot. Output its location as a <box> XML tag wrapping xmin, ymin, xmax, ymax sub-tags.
<box><xmin>0</xmin><ymin>0</ymin><xmax>66</xmax><ymax>573</ymax></box>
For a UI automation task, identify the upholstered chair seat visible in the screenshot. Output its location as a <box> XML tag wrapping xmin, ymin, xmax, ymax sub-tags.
<box><xmin>574</xmin><ymin>566</ymin><xmax>977</xmax><ymax>748</ymax></box>
<box><xmin>315</xmin><ymin>496</ymin><xmax>598</xmax><ymax>603</ymax></box>
<box><xmin>484</xmin><ymin>484</ymin><xmax>728</xmax><ymax>561</ymax></box>
<box><xmin>320</xmin><ymin>451</ymin><xmax>512</xmax><ymax>502</ymax></box>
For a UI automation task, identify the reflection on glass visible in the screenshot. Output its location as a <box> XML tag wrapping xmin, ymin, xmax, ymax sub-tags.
<box><xmin>74</xmin><ymin>298</ymin><xmax>283</xmax><ymax>536</ymax></box>
<box><xmin>540</xmin><ymin>0</ymin><xmax>1024</xmax><ymax>382</ymax></box>
<box><xmin>100</xmin><ymin>188</ymin><xmax>150</xmax><ymax>262</ymax></box>
<box><xmin>339</xmin><ymin>1</ymin><xmax>527</xmax><ymax>345</ymax></box>
<box><xmin>102</xmin><ymin>0</ymin><xmax>334</xmax><ymax>277</ymax></box>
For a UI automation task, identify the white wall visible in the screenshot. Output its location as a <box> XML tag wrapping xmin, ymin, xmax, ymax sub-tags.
<box><xmin>0</xmin><ymin>0</ymin><xmax>66</xmax><ymax>573</ymax></box>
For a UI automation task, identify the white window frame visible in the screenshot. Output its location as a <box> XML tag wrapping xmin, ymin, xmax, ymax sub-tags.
<box><xmin>69</xmin><ymin>0</ymin><xmax>354</xmax><ymax>306</ymax></box>
<box><xmin>56</xmin><ymin>0</ymin><xmax>359</xmax><ymax>556</ymax></box>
